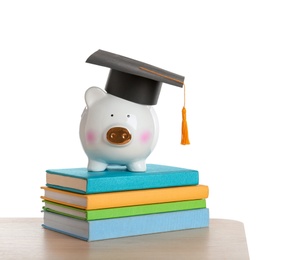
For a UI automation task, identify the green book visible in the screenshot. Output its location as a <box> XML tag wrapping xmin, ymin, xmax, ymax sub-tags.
<box><xmin>43</xmin><ymin>199</ymin><xmax>206</xmax><ymax>221</ymax></box>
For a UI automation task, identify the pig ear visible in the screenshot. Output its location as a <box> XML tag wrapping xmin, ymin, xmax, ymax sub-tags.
<box><xmin>85</xmin><ymin>87</ymin><xmax>106</xmax><ymax>107</ymax></box>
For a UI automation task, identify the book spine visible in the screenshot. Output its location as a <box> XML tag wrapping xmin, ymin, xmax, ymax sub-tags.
<box><xmin>87</xmin><ymin>170</ymin><xmax>198</xmax><ymax>193</ymax></box>
<box><xmin>87</xmin><ymin>199</ymin><xmax>206</xmax><ymax>220</ymax></box>
<box><xmin>88</xmin><ymin>208</ymin><xmax>209</xmax><ymax>241</ymax></box>
<box><xmin>87</xmin><ymin>185</ymin><xmax>209</xmax><ymax>209</ymax></box>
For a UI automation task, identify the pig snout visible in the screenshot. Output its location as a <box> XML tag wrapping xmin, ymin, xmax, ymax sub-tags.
<box><xmin>106</xmin><ymin>127</ymin><xmax>132</xmax><ymax>145</ymax></box>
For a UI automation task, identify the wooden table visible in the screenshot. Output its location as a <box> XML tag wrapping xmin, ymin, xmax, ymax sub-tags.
<box><xmin>0</xmin><ymin>218</ymin><xmax>249</xmax><ymax>259</ymax></box>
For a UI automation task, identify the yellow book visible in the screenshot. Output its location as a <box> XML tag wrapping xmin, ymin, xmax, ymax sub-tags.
<box><xmin>41</xmin><ymin>185</ymin><xmax>209</xmax><ymax>210</ymax></box>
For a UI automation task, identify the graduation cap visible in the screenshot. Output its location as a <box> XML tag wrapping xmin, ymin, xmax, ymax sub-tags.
<box><xmin>86</xmin><ymin>49</ymin><xmax>190</xmax><ymax>145</ymax></box>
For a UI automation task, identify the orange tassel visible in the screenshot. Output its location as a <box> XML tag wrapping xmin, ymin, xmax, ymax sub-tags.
<box><xmin>181</xmin><ymin>83</ymin><xmax>190</xmax><ymax>145</ymax></box>
<box><xmin>181</xmin><ymin>106</ymin><xmax>190</xmax><ymax>145</ymax></box>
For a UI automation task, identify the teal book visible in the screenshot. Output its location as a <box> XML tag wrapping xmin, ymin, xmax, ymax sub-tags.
<box><xmin>46</xmin><ymin>164</ymin><xmax>199</xmax><ymax>194</ymax></box>
<box><xmin>43</xmin><ymin>199</ymin><xmax>206</xmax><ymax>220</ymax></box>
<box><xmin>42</xmin><ymin>208</ymin><xmax>209</xmax><ymax>241</ymax></box>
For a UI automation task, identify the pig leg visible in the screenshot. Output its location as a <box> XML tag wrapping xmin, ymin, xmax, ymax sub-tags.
<box><xmin>127</xmin><ymin>160</ymin><xmax>146</xmax><ymax>172</ymax></box>
<box><xmin>87</xmin><ymin>159</ymin><xmax>108</xmax><ymax>172</ymax></box>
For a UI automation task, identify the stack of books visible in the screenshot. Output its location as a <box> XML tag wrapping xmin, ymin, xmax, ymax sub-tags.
<box><xmin>41</xmin><ymin>164</ymin><xmax>209</xmax><ymax>241</ymax></box>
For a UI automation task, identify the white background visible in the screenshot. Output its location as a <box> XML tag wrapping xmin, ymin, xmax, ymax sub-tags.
<box><xmin>1</xmin><ymin>1</ymin><xmax>294</xmax><ymax>259</ymax></box>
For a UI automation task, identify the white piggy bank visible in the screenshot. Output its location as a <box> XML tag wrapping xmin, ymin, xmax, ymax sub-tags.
<box><xmin>79</xmin><ymin>87</ymin><xmax>159</xmax><ymax>172</ymax></box>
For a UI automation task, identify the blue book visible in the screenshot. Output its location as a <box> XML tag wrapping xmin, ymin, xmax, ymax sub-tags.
<box><xmin>42</xmin><ymin>208</ymin><xmax>209</xmax><ymax>241</ymax></box>
<box><xmin>46</xmin><ymin>164</ymin><xmax>199</xmax><ymax>194</ymax></box>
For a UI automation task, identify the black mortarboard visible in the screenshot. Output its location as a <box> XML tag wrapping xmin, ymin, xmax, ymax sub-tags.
<box><xmin>86</xmin><ymin>49</ymin><xmax>185</xmax><ymax>105</ymax></box>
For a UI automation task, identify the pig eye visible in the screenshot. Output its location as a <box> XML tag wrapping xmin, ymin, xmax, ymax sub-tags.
<box><xmin>127</xmin><ymin>114</ymin><xmax>130</xmax><ymax>118</ymax></box>
<box><xmin>111</xmin><ymin>114</ymin><xmax>114</xmax><ymax>117</ymax></box>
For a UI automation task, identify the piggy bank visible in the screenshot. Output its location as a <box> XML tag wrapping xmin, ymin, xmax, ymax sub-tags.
<box><xmin>79</xmin><ymin>87</ymin><xmax>159</xmax><ymax>172</ymax></box>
